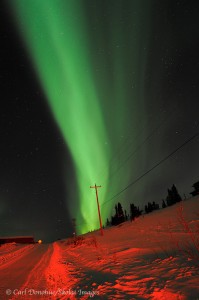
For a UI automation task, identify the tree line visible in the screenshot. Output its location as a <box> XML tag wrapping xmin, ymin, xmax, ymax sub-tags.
<box><xmin>106</xmin><ymin>184</ymin><xmax>182</xmax><ymax>227</ymax></box>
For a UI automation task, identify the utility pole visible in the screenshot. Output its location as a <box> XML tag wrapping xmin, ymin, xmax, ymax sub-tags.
<box><xmin>90</xmin><ymin>184</ymin><xmax>103</xmax><ymax>236</ymax></box>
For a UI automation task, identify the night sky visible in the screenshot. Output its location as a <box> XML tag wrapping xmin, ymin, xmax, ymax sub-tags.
<box><xmin>0</xmin><ymin>0</ymin><xmax>199</xmax><ymax>242</ymax></box>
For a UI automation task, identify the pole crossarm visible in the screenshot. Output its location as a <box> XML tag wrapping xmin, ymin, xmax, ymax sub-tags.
<box><xmin>90</xmin><ymin>185</ymin><xmax>101</xmax><ymax>188</ymax></box>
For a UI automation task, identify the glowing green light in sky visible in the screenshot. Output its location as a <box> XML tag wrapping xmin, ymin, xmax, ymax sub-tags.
<box><xmin>10</xmin><ymin>0</ymin><xmax>111</xmax><ymax>233</ymax></box>
<box><xmin>10</xmin><ymin>0</ymin><xmax>150</xmax><ymax>233</ymax></box>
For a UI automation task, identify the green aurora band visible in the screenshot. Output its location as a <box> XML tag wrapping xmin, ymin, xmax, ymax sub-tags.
<box><xmin>10</xmin><ymin>0</ymin><xmax>150</xmax><ymax>234</ymax></box>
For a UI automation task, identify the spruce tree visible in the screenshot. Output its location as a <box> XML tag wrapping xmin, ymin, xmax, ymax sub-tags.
<box><xmin>171</xmin><ymin>184</ymin><xmax>182</xmax><ymax>203</ymax></box>
<box><xmin>162</xmin><ymin>199</ymin><xmax>166</xmax><ymax>208</ymax></box>
<box><xmin>117</xmin><ymin>202</ymin><xmax>125</xmax><ymax>223</ymax></box>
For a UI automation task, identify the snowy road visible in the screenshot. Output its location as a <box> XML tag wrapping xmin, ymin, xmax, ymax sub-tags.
<box><xmin>0</xmin><ymin>244</ymin><xmax>53</xmax><ymax>299</ymax></box>
<box><xmin>0</xmin><ymin>198</ymin><xmax>199</xmax><ymax>299</ymax></box>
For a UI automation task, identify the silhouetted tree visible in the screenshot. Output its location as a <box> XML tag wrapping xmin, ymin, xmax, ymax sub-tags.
<box><xmin>145</xmin><ymin>201</ymin><xmax>159</xmax><ymax>214</ymax></box>
<box><xmin>145</xmin><ymin>204</ymin><xmax>148</xmax><ymax>214</ymax></box>
<box><xmin>106</xmin><ymin>218</ymin><xmax>110</xmax><ymax>227</ymax></box>
<box><xmin>152</xmin><ymin>201</ymin><xmax>159</xmax><ymax>210</ymax></box>
<box><xmin>166</xmin><ymin>185</ymin><xmax>182</xmax><ymax>206</ymax></box>
<box><xmin>111</xmin><ymin>215</ymin><xmax>117</xmax><ymax>226</ymax></box>
<box><xmin>171</xmin><ymin>184</ymin><xmax>182</xmax><ymax>203</ymax></box>
<box><xmin>130</xmin><ymin>203</ymin><xmax>136</xmax><ymax>220</ymax></box>
<box><xmin>162</xmin><ymin>199</ymin><xmax>167</xmax><ymax>208</ymax></box>
<box><xmin>130</xmin><ymin>203</ymin><xmax>142</xmax><ymax>220</ymax></box>
<box><xmin>166</xmin><ymin>189</ymin><xmax>173</xmax><ymax>206</ymax></box>
<box><xmin>115</xmin><ymin>204</ymin><xmax>118</xmax><ymax>218</ymax></box>
<box><xmin>124</xmin><ymin>209</ymin><xmax>128</xmax><ymax>221</ymax></box>
<box><xmin>148</xmin><ymin>202</ymin><xmax>153</xmax><ymax>213</ymax></box>
<box><xmin>111</xmin><ymin>202</ymin><xmax>125</xmax><ymax>225</ymax></box>
<box><xmin>118</xmin><ymin>202</ymin><xmax>124</xmax><ymax>217</ymax></box>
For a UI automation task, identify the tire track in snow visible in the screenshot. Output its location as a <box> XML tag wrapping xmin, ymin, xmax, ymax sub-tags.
<box><xmin>0</xmin><ymin>244</ymin><xmax>52</xmax><ymax>299</ymax></box>
<box><xmin>0</xmin><ymin>244</ymin><xmax>35</xmax><ymax>269</ymax></box>
<box><xmin>44</xmin><ymin>242</ymin><xmax>77</xmax><ymax>299</ymax></box>
<box><xmin>10</xmin><ymin>244</ymin><xmax>54</xmax><ymax>300</ymax></box>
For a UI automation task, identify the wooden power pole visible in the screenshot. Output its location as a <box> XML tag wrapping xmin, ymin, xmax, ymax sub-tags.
<box><xmin>90</xmin><ymin>184</ymin><xmax>103</xmax><ymax>236</ymax></box>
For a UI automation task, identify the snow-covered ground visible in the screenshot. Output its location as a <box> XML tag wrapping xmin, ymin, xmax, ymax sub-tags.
<box><xmin>0</xmin><ymin>196</ymin><xmax>199</xmax><ymax>299</ymax></box>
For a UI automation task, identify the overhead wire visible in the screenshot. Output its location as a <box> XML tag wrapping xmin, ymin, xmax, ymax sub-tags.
<box><xmin>95</xmin><ymin>103</ymin><xmax>178</xmax><ymax>183</ymax></box>
<box><xmin>102</xmin><ymin>131</ymin><xmax>199</xmax><ymax>206</ymax></box>
<box><xmin>75</xmin><ymin>131</ymin><xmax>199</xmax><ymax>231</ymax></box>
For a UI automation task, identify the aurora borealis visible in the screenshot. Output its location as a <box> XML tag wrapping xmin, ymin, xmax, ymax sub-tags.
<box><xmin>1</xmin><ymin>0</ymin><xmax>199</xmax><ymax>241</ymax></box>
<box><xmin>8</xmin><ymin>0</ymin><xmax>150</xmax><ymax>233</ymax></box>
<box><xmin>9</xmin><ymin>0</ymin><xmax>112</xmax><ymax>233</ymax></box>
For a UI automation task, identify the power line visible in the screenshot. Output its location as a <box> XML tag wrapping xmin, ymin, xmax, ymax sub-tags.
<box><xmin>106</xmin><ymin>119</ymin><xmax>168</xmax><ymax>180</ymax></box>
<box><xmin>102</xmin><ymin>132</ymin><xmax>199</xmax><ymax>206</ymax></box>
<box><xmin>95</xmin><ymin>103</ymin><xmax>179</xmax><ymax>182</ymax></box>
